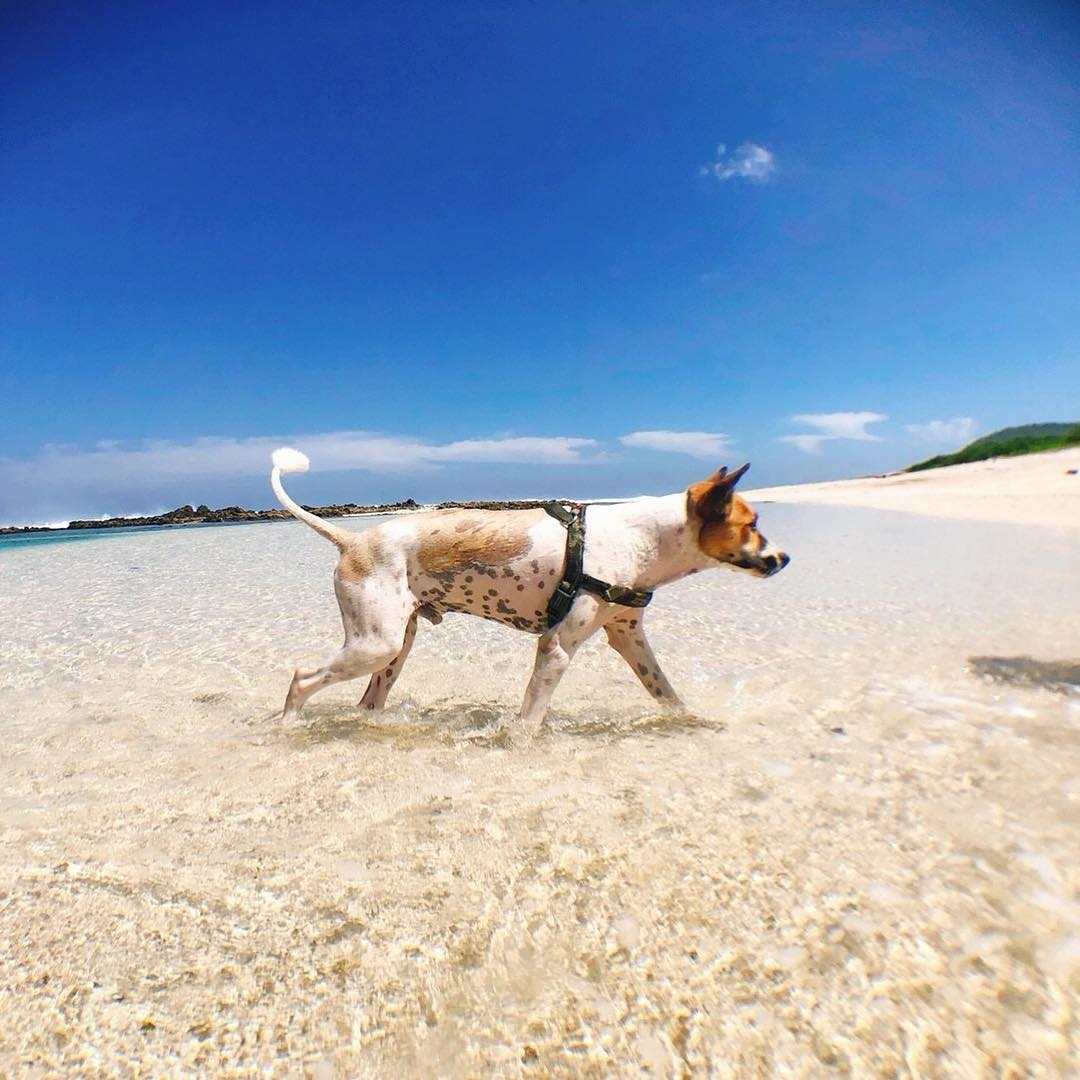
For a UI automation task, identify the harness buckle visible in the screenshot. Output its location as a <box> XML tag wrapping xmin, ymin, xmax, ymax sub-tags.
<box><xmin>547</xmin><ymin>580</ymin><xmax>577</xmax><ymax>627</ymax></box>
<box><xmin>598</xmin><ymin>583</ymin><xmax>653</xmax><ymax>608</ymax></box>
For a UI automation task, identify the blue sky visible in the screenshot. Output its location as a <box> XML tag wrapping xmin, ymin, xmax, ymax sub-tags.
<box><xmin>2</xmin><ymin>1</ymin><xmax>1077</xmax><ymax>524</ymax></box>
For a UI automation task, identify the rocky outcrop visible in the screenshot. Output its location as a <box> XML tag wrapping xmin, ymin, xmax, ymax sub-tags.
<box><xmin>0</xmin><ymin>496</ymin><xmax>567</xmax><ymax>536</ymax></box>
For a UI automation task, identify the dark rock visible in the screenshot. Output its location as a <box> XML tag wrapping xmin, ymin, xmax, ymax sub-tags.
<box><xmin>2</xmin><ymin>496</ymin><xmax>575</xmax><ymax>537</ymax></box>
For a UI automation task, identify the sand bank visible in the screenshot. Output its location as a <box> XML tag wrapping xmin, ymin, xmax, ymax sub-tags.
<box><xmin>1</xmin><ymin>502</ymin><xmax>1078</xmax><ymax>1075</ymax></box>
<box><xmin>747</xmin><ymin>446</ymin><xmax>1080</xmax><ymax>530</ymax></box>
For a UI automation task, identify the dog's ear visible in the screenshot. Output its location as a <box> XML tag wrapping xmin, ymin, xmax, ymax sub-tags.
<box><xmin>687</xmin><ymin>463</ymin><xmax>750</xmax><ymax>521</ymax></box>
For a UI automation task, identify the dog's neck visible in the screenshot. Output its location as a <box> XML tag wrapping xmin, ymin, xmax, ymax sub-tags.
<box><xmin>586</xmin><ymin>493</ymin><xmax>714</xmax><ymax>591</ymax></box>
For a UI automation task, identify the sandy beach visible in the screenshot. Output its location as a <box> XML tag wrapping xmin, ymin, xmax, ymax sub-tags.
<box><xmin>1</xmin><ymin>456</ymin><xmax>1078</xmax><ymax>1076</ymax></box>
<box><xmin>747</xmin><ymin>446</ymin><xmax>1080</xmax><ymax>530</ymax></box>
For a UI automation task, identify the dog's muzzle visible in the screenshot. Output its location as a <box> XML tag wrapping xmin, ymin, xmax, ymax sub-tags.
<box><xmin>760</xmin><ymin>551</ymin><xmax>790</xmax><ymax>576</ymax></box>
<box><xmin>733</xmin><ymin>548</ymin><xmax>790</xmax><ymax>576</ymax></box>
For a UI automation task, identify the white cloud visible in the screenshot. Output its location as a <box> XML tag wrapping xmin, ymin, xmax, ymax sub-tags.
<box><xmin>778</xmin><ymin>433</ymin><xmax>829</xmax><ymax>455</ymax></box>
<box><xmin>700</xmin><ymin>142</ymin><xmax>777</xmax><ymax>183</ymax></box>
<box><xmin>619</xmin><ymin>430</ymin><xmax>734</xmax><ymax>459</ymax></box>
<box><xmin>780</xmin><ymin>411</ymin><xmax>887</xmax><ymax>454</ymax></box>
<box><xmin>430</xmin><ymin>436</ymin><xmax>598</xmax><ymax>464</ymax></box>
<box><xmin>791</xmin><ymin>412</ymin><xmax>887</xmax><ymax>440</ymax></box>
<box><xmin>0</xmin><ymin>431</ymin><xmax>604</xmax><ymax>497</ymax></box>
<box><xmin>904</xmin><ymin>417</ymin><xmax>976</xmax><ymax>446</ymax></box>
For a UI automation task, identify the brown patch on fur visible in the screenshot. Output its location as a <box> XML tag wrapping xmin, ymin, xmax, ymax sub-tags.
<box><xmin>686</xmin><ymin>463</ymin><xmax>750</xmax><ymax>522</ymax></box>
<box><xmin>416</xmin><ymin>509</ymin><xmax>540</xmax><ymax>575</ymax></box>
<box><xmin>686</xmin><ymin>465</ymin><xmax>760</xmax><ymax>562</ymax></box>
<box><xmin>695</xmin><ymin>494</ymin><xmax>762</xmax><ymax>561</ymax></box>
<box><xmin>336</xmin><ymin>534</ymin><xmax>383</xmax><ymax>582</ymax></box>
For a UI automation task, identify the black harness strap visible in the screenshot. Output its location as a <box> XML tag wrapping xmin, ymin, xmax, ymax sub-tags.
<box><xmin>542</xmin><ymin>502</ymin><xmax>653</xmax><ymax>629</ymax></box>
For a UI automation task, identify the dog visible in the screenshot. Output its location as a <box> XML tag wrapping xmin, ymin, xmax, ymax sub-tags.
<box><xmin>270</xmin><ymin>447</ymin><xmax>788</xmax><ymax>726</ymax></box>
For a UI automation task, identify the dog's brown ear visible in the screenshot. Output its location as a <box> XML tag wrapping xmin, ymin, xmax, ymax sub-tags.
<box><xmin>687</xmin><ymin>463</ymin><xmax>751</xmax><ymax>520</ymax></box>
<box><xmin>725</xmin><ymin>462</ymin><xmax>750</xmax><ymax>488</ymax></box>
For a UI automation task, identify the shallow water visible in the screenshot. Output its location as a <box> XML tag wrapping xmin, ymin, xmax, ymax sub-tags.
<box><xmin>1</xmin><ymin>505</ymin><xmax>1078</xmax><ymax>1076</ymax></box>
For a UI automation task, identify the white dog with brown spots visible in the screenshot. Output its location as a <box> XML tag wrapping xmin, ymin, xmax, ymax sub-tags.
<box><xmin>270</xmin><ymin>447</ymin><xmax>788</xmax><ymax>726</ymax></box>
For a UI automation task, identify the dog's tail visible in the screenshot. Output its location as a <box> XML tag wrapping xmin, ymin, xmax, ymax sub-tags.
<box><xmin>270</xmin><ymin>447</ymin><xmax>353</xmax><ymax>550</ymax></box>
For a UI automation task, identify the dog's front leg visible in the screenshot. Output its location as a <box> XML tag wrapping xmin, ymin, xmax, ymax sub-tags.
<box><xmin>519</xmin><ymin>597</ymin><xmax>603</xmax><ymax>727</ymax></box>
<box><xmin>520</xmin><ymin>635</ymin><xmax>571</xmax><ymax>728</ymax></box>
<box><xmin>603</xmin><ymin>614</ymin><xmax>683</xmax><ymax>708</ymax></box>
<box><xmin>358</xmin><ymin>613</ymin><xmax>419</xmax><ymax>711</ymax></box>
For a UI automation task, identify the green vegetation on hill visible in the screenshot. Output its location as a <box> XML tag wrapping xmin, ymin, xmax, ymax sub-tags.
<box><xmin>967</xmin><ymin>422</ymin><xmax>1077</xmax><ymax>449</ymax></box>
<box><xmin>906</xmin><ymin>422</ymin><xmax>1080</xmax><ymax>473</ymax></box>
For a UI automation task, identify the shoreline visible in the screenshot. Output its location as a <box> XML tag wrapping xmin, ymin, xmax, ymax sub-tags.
<box><xmin>746</xmin><ymin>446</ymin><xmax>1080</xmax><ymax>531</ymax></box>
<box><xmin>6</xmin><ymin>446</ymin><xmax>1079</xmax><ymax>537</ymax></box>
<box><xmin>0</xmin><ymin>497</ymin><xmax>568</xmax><ymax>537</ymax></box>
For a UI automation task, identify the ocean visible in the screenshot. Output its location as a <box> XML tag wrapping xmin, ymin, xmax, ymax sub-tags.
<box><xmin>0</xmin><ymin>517</ymin><xmax>295</xmax><ymax>551</ymax></box>
<box><xmin>1</xmin><ymin>504</ymin><xmax>1078</xmax><ymax>1074</ymax></box>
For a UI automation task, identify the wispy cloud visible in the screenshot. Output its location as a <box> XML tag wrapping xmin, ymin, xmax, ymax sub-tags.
<box><xmin>619</xmin><ymin>430</ymin><xmax>734</xmax><ymax>459</ymax></box>
<box><xmin>779</xmin><ymin>411</ymin><xmax>887</xmax><ymax>454</ymax></box>
<box><xmin>700</xmin><ymin>142</ymin><xmax>777</xmax><ymax>183</ymax></box>
<box><xmin>0</xmin><ymin>431</ymin><xmax>605</xmax><ymax>522</ymax></box>
<box><xmin>792</xmin><ymin>412</ymin><xmax>887</xmax><ymax>440</ymax></box>
<box><xmin>3</xmin><ymin>431</ymin><xmax>602</xmax><ymax>481</ymax></box>
<box><xmin>779</xmin><ymin>434</ymin><xmax>832</xmax><ymax>455</ymax></box>
<box><xmin>905</xmin><ymin>417</ymin><xmax>976</xmax><ymax>446</ymax></box>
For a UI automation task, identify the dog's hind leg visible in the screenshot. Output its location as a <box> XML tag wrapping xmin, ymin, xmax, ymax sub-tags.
<box><xmin>282</xmin><ymin>633</ymin><xmax>405</xmax><ymax>721</ymax></box>
<box><xmin>603</xmin><ymin>615</ymin><xmax>683</xmax><ymax>708</ymax></box>
<box><xmin>358</xmin><ymin>613</ymin><xmax>419</xmax><ymax>711</ymax></box>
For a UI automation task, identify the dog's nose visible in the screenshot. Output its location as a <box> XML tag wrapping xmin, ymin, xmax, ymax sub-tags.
<box><xmin>761</xmin><ymin>551</ymin><xmax>789</xmax><ymax>575</ymax></box>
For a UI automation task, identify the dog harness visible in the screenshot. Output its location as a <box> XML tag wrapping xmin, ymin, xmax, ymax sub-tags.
<box><xmin>542</xmin><ymin>502</ymin><xmax>653</xmax><ymax>628</ymax></box>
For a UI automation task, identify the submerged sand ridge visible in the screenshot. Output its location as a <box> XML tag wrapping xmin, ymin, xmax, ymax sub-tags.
<box><xmin>0</xmin><ymin>502</ymin><xmax>1078</xmax><ymax>1075</ymax></box>
<box><xmin>746</xmin><ymin>446</ymin><xmax>1080</xmax><ymax>530</ymax></box>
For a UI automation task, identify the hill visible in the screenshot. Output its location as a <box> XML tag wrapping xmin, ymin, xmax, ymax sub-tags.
<box><xmin>906</xmin><ymin>422</ymin><xmax>1080</xmax><ymax>473</ymax></box>
<box><xmin>966</xmin><ymin>422</ymin><xmax>1077</xmax><ymax>449</ymax></box>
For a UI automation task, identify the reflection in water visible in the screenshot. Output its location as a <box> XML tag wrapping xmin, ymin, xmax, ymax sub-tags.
<box><xmin>1</xmin><ymin>507</ymin><xmax>1079</xmax><ymax>1075</ymax></box>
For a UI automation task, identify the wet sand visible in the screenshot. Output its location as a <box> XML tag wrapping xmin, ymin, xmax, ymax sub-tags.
<box><xmin>1</xmin><ymin>501</ymin><xmax>1078</xmax><ymax>1076</ymax></box>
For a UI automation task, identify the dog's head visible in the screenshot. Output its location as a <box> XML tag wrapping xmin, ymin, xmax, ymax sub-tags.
<box><xmin>687</xmin><ymin>463</ymin><xmax>789</xmax><ymax>577</ymax></box>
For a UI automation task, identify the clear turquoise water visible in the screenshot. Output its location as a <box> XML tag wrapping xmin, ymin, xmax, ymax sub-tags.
<box><xmin>0</xmin><ymin>518</ymin><xmax>292</xmax><ymax>551</ymax></box>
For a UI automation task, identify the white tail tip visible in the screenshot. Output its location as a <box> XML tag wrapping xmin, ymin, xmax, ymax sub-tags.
<box><xmin>272</xmin><ymin>447</ymin><xmax>310</xmax><ymax>473</ymax></box>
